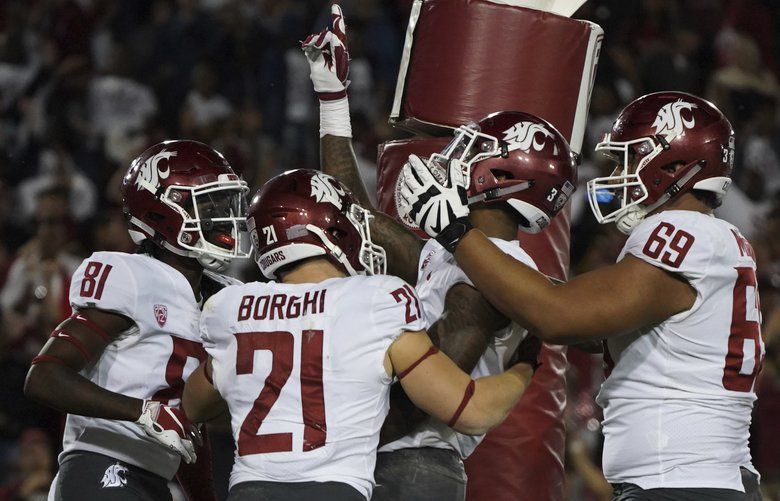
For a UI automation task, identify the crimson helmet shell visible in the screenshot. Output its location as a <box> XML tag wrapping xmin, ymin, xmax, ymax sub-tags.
<box><xmin>429</xmin><ymin>111</ymin><xmax>577</xmax><ymax>233</ymax></box>
<box><xmin>588</xmin><ymin>92</ymin><xmax>734</xmax><ymax>234</ymax></box>
<box><xmin>122</xmin><ymin>140</ymin><xmax>249</xmax><ymax>271</ymax></box>
<box><xmin>247</xmin><ymin>169</ymin><xmax>385</xmax><ymax>280</ymax></box>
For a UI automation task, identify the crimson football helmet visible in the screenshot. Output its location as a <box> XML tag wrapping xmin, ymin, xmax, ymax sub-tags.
<box><xmin>122</xmin><ymin>140</ymin><xmax>250</xmax><ymax>271</ymax></box>
<box><xmin>588</xmin><ymin>91</ymin><xmax>735</xmax><ymax>234</ymax></box>
<box><xmin>427</xmin><ymin>111</ymin><xmax>577</xmax><ymax>233</ymax></box>
<box><xmin>247</xmin><ymin>169</ymin><xmax>386</xmax><ymax>280</ymax></box>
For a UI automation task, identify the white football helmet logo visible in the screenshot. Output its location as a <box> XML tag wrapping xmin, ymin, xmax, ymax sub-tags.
<box><xmin>100</xmin><ymin>463</ymin><xmax>128</xmax><ymax>488</ymax></box>
<box><xmin>652</xmin><ymin>99</ymin><xmax>697</xmax><ymax>142</ymax></box>
<box><xmin>135</xmin><ymin>150</ymin><xmax>176</xmax><ymax>193</ymax></box>
<box><xmin>502</xmin><ymin>121</ymin><xmax>557</xmax><ymax>155</ymax></box>
<box><xmin>310</xmin><ymin>172</ymin><xmax>346</xmax><ymax>209</ymax></box>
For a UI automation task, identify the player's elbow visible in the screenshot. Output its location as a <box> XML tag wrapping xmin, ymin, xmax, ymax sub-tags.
<box><xmin>24</xmin><ymin>363</ymin><xmax>52</xmax><ymax>404</ymax></box>
<box><xmin>181</xmin><ymin>391</ymin><xmax>202</xmax><ymax>423</ymax></box>
<box><xmin>526</xmin><ymin>315</ymin><xmax>582</xmax><ymax>345</ymax></box>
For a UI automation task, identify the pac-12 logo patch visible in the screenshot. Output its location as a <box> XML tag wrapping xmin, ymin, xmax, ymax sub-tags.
<box><xmin>100</xmin><ymin>463</ymin><xmax>128</xmax><ymax>488</ymax></box>
<box><xmin>154</xmin><ymin>304</ymin><xmax>168</xmax><ymax>327</ymax></box>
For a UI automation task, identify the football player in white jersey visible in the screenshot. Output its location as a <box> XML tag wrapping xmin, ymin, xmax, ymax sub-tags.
<box><xmin>400</xmin><ymin>91</ymin><xmax>764</xmax><ymax>500</ymax></box>
<box><xmin>181</xmin><ymin>169</ymin><xmax>536</xmax><ymax>501</ymax></box>
<box><xmin>300</xmin><ymin>5</ymin><xmax>578</xmax><ymax>500</ymax></box>
<box><xmin>24</xmin><ymin>140</ymin><xmax>250</xmax><ymax>500</ymax></box>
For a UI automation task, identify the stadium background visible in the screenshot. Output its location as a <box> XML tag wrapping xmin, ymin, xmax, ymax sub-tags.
<box><xmin>0</xmin><ymin>0</ymin><xmax>779</xmax><ymax>499</ymax></box>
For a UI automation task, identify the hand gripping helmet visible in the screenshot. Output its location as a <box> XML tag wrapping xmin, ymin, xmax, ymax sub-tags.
<box><xmin>427</xmin><ymin>111</ymin><xmax>578</xmax><ymax>233</ymax></box>
<box><xmin>122</xmin><ymin>140</ymin><xmax>250</xmax><ymax>271</ymax></box>
<box><xmin>587</xmin><ymin>91</ymin><xmax>735</xmax><ymax>234</ymax></box>
<box><xmin>247</xmin><ymin>169</ymin><xmax>386</xmax><ymax>280</ymax></box>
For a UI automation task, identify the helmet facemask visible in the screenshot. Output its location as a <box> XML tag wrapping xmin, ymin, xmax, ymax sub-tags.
<box><xmin>345</xmin><ymin>203</ymin><xmax>386</xmax><ymax>275</ymax></box>
<box><xmin>301</xmin><ymin>203</ymin><xmax>386</xmax><ymax>277</ymax></box>
<box><xmin>428</xmin><ymin>123</ymin><xmax>500</xmax><ymax>190</ymax></box>
<box><xmin>587</xmin><ymin>134</ymin><xmax>660</xmax><ymax>234</ymax></box>
<box><xmin>163</xmin><ymin>174</ymin><xmax>251</xmax><ymax>271</ymax></box>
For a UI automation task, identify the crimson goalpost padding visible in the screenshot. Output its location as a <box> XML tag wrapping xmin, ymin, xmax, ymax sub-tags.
<box><xmin>376</xmin><ymin>137</ymin><xmax>570</xmax><ymax>500</ymax></box>
<box><xmin>390</xmin><ymin>0</ymin><xmax>602</xmax><ymax>155</ymax></box>
<box><xmin>376</xmin><ymin>1</ymin><xmax>603</xmax><ymax>499</ymax></box>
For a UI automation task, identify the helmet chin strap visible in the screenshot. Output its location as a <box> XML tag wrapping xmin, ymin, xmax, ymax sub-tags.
<box><xmin>467</xmin><ymin>181</ymin><xmax>532</xmax><ymax>205</ymax></box>
<box><xmin>304</xmin><ymin>224</ymin><xmax>360</xmax><ymax>276</ymax></box>
<box><xmin>159</xmin><ymin>238</ymin><xmax>232</xmax><ymax>271</ymax></box>
<box><xmin>129</xmin><ymin>216</ymin><xmax>234</xmax><ymax>272</ymax></box>
<box><xmin>616</xmin><ymin>162</ymin><xmax>703</xmax><ymax>235</ymax></box>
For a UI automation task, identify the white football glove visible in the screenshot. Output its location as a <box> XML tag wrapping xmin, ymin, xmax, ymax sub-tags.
<box><xmin>397</xmin><ymin>155</ymin><xmax>473</xmax><ymax>252</ymax></box>
<box><xmin>135</xmin><ymin>400</ymin><xmax>200</xmax><ymax>464</ymax></box>
<box><xmin>301</xmin><ymin>4</ymin><xmax>349</xmax><ymax>101</ymax></box>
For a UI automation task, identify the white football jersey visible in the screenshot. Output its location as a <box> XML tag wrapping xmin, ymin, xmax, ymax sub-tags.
<box><xmin>597</xmin><ymin>210</ymin><xmax>763</xmax><ymax>490</ymax></box>
<box><xmin>380</xmin><ymin>238</ymin><xmax>536</xmax><ymax>459</ymax></box>
<box><xmin>63</xmin><ymin>251</ymin><xmax>238</xmax><ymax>480</ymax></box>
<box><xmin>200</xmin><ymin>274</ymin><xmax>426</xmax><ymax>499</ymax></box>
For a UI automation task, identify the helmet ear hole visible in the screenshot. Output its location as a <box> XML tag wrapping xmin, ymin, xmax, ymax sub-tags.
<box><xmin>661</xmin><ymin>161</ymin><xmax>685</xmax><ymax>174</ymax></box>
<box><xmin>490</xmin><ymin>169</ymin><xmax>515</xmax><ymax>181</ymax></box>
<box><xmin>329</xmin><ymin>227</ymin><xmax>347</xmax><ymax>240</ymax></box>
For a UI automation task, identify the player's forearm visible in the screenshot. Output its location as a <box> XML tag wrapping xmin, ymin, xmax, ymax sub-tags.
<box><xmin>454</xmin><ymin>230</ymin><xmax>579</xmax><ymax>342</ymax></box>
<box><xmin>320</xmin><ymin>135</ymin><xmax>373</xmax><ymax>208</ymax></box>
<box><xmin>432</xmin><ymin>325</ymin><xmax>486</xmax><ymax>373</ymax></box>
<box><xmin>432</xmin><ymin>283</ymin><xmax>508</xmax><ymax>372</ymax></box>
<box><xmin>182</xmin><ymin>395</ymin><xmax>226</xmax><ymax>424</ymax></box>
<box><xmin>24</xmin><ymin>363</ymin><xmax>142</xmax><ymax>421</ymax></box>
<box><xmin>182</xmin><ymin>365</ymin><xmax>225</xmax><ymax>423</ymax></box>
<box><xmin>379</xmin><ymin>384</ymin><xmax>428</xmax><ymax>446</ymax></box>
<box><xmin>455</xmin><ymin>363</ymin><xmax>533</xmax><ymax>435</ymax></box>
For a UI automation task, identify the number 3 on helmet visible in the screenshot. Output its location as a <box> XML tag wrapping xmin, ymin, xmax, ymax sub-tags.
<box><xmin>121</xmin><ymin>140</ymin><xmax>251</xmax><ymax>271</ymax></box>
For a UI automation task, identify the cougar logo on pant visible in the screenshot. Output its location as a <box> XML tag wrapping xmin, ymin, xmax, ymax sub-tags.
<box><xmin>100</xmin><ymin>463</ymin><xmax>128</xmax><ymax>488</ymax></box>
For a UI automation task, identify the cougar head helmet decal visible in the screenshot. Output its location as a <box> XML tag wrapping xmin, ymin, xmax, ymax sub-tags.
<box><xmin>502</xmin><ymin>121</ymin><xmax>558</xmax><ymax>155</ymax></box>
<box><xmin>134</xmin><ymin>150</ymin><xmax>176</xmax><ymax>193</ymax></box>
<box><xmin>652</xmin><ymin>99</ymin><xmax>697</xmax><ymax>142</ymax></box>
<box><xmin>310</xmin><ymin>172</ymin><xmax>347</xmax><ymax>209</ymax></box>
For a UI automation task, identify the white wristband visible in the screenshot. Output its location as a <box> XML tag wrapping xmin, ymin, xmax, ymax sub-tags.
<box><xmin>319</xmin><ymin>97</ymin><xmax>352</xmax><ymax>138</ymax></box>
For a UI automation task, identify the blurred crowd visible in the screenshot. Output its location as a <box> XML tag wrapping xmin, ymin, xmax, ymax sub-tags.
<box><xmin>0</xmin><ymin>0</ymin><xmax>779</xmax><ymax>500</ymax></box>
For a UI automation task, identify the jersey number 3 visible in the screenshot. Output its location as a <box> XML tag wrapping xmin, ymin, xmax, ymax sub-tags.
<box><xmin>235</xmin><ymin>330</ymin><xmax>326</xmax><ymax>456</ymax></box>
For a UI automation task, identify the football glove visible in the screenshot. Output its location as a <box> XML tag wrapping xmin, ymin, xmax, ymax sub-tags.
<box><xmin>302</xmin><ymin>3</ymin><xmax>350</xmax><ymax>101</ymax></box>
<box><xmin>510</xmin><ymin>333</ymin><xmax>543</xmax><ymax>373</ymax></box>
<box><xmin>135</xmin><ymin>400</ymin><xmax>200</xmax><ymax>464</ymax></box>
<box><xmin>397</xmin><ymin>154</ymin><xmax>473</xmax><ymax>252</ymax></box>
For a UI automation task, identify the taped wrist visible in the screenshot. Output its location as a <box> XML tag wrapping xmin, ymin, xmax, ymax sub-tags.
<box><xmin>435</xmin><ymin>217</ymin><xmax>474</xmax><ymax>253</ymax></box>
<box><xmin>319</xmin><ymin>97</ymin><xmax>352</xmax><ymax>138</ymax></box>
<box><xmin>447</xmin><ymin>380</ymin><xmax>476</xmax><ymax>427</ymax></box>
<box><xmin>136</xmin><ymin>399</ymin><xmax>161</xmax><ymax>426</ymax></box>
